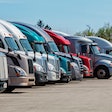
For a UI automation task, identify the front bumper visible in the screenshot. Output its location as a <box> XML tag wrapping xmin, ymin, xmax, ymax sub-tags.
<box><xmin>47</xmin><ymin>71</ymin><xmax>60</xmax><ymax>81</ymax></box>
<box><xmin>35</xmin><ymin>71</ymin><xmax>48</xmax><ymax>83</ymax></box>
<box><xmin>72</xmin><ymin>68</ymin><xmax>83</xmax><ymax>80</ymax></box>
<box><xmin>8</xmin><ymin>76</ymin><xmax>35</xmax><ymax>87</ymax></box>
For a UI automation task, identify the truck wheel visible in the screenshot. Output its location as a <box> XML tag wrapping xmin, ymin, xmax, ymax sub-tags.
<box><xmin>35</xmin><ymin>81</ymin><xmax>46</xmax><ymax>86</ymax></box>
<box><xmin>3</xmin><ymin>87</ymin><xmax>15</xmax><ymax>93</ymax></box>
<box><xmin>0</xmin><ymin>88</ymin><xmax>6</xmax><ymax>93</ymax></box>
<box><xmin>95</xmin><ymin>66</ymin><xmax>111</xmax><ymax>79</ymax></box>
<box><xmin>66</xmin><ymin>76</ymin><xmax>71</xmax><ymax>83</ymax></box>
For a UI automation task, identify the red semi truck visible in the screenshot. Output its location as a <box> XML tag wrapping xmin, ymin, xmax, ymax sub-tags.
<box><xmin>44</xmin><ymin>29</ymin><xmax>93</xmax><ymax>77</ymax></box>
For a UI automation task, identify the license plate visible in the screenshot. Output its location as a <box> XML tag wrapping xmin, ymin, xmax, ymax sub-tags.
<box><xmin>3</xmin><ymin>83</ymin><xmax>7</xmax><ymax>88</ymax></box>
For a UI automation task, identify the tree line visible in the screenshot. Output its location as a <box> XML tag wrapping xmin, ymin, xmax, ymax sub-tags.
<box><xmin>75</xmin><ymin>23</ymin><xmax>112</xmax><ymax>42</ymax></box>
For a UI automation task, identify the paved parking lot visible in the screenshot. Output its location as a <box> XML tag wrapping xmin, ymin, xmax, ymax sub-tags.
<box><xmin>1</xmin><ymin>78</ymin><xmax>112</xmax><ymax>112</ymax></box>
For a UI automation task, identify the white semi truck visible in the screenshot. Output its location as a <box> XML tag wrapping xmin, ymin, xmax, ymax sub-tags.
<box><xmin>0</xmin><ymin>52</ymin><xmax>8</xmax><ymax>93</ymax></box>
<box><xmin>0</xmin><ymin>23</ymin><xmax>35</xmax><ymax>92</ymax></box>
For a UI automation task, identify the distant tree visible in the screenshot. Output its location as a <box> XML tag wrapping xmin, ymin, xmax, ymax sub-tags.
<box><xmin>75</xmin><ymin>25</ymin><xmax>95</xmax><ymax>36</ymax></box>
<box><xmin>37</xmin><ymin>20</ymin><xmax>44</xmax><ymax>28</ymax></box>
<box><xmin>37</xmin><ymin>19</ymin><xmax>52</xmax><ymax>30</ymax></box>
<box><xmin>44</xmin><ymin>24</ymin><xmax>52</xmax><ymax>30</ymax></box>
<box><xmin>96</xmin><ymin>23</ymin><xmax>112</xmax><ymax>41</ymax></box>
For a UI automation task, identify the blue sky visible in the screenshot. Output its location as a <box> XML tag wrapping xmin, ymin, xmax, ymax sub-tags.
<box><xmin>0</xmin><ymin>0</ymin><xmax>112</xmax><ymax>34</ymax></box>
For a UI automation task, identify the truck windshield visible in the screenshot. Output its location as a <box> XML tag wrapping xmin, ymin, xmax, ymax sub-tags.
<box><xmin>5</xmin><ymin>37</ymin><xmax>20</xmax><ymax>50</ymax></box>
<box><xmin>63</xmin><ymin>45</ymin><xmax>70</xmax><ymax>53</ymax></box>
<box><xmin>35</xmin><ymin>43</ymin><xmax>46</xmax><ymax>53</ymax></box>
<box><xmin>90</xmin><ymin>45</ymin><xmax>100</xmax><ymax>54</ymax></box>
<box><xmin>20</xmin><ymin>39</ymin><xmax>33</xmax><ymax>51</ymax></box>
<box><xmin>48</xmin><ymin>42</ymin><xmax>59</xmax><ymax>52</ymax></box>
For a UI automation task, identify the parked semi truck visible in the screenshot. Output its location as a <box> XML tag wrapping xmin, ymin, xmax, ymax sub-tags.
<box><xmin>87</xmin><ymin>36</ymin><xmax>112</xmax><ymax>55</ymax></box>
<box><xmin>57</xmin><ymin>35</ymin><xmax>112</xmax><ymax>79</ymax></box>
<box><xmin>44</xmin><ymin>29</ymin><xmax>93</xmax><ymax>77</ymax></box>
<box><xmin>0</xmin><ymin>23</ymin><xmax>35</xmax><ymax>92</ymax></box>
<box><xmin>53</xmin><ymin>31</ymin><xmax>93</xmax><ymax>77</ymax></box>
<box><xmin>0</xmin><ymin>19</ymin><xmax>49</xmax><ymax>85</ymax></box>
<box><xmin>12</xmin><ymin>23</ymin><xmax>80</xmax><ymax>80</ymax></box>
<box><xmin>12</xmin><ymin>22</ymin><xmax>73</xmax><ymax>82</ymax></box>
<box><xmin>10</xmin><ymin>23</ymin><xmax>60</xmax><ymax>82</ymax></box>
<box><xmin>0</xmin><ymin>52</ymin><xmax>8</xmax><ymax>93</ymax></box>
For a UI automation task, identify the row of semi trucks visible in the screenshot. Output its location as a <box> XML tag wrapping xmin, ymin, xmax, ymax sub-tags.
<box><xmin>0</xmin><ymin>19</ymin><xmax>112</xmax><ymax>93</ymax></box>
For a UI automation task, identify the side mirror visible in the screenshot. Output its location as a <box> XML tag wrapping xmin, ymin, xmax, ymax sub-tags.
<box><xmin>8</xmin><ymin>47</ymin><xmax>12</xmax><ymax>52</ymax></box>
<box><xmin>76</xmin><ymin>53</ymin><xmax>80</xmax><ymax>57</ymax></box>
<box><xmin>33</xmin><ymin>50</ymin><xmax>36</xmax><ymax>62</ymax></box>
<box><xmin>17</xmin><ymin>54</ymin><xmax>21</xmax><ymax>60</ymax></box>
<box><xmin>106</xmin><ymin>50</ymin><xmax>109</xmax><ymax>54</ymax></box>
<box><xmin>46</xmin><ymin>51</ymin><xmax>49</xmax><ymax>61</ymax></box>
<box><xmin>70</xmin><ymin>53</ymin><xmax>73</xmax><ymax>59</ymax></box>
<box><xmin>40</xmin><ymin>51</ymin><xmax>43</xmax><ymax>56</ymax></box>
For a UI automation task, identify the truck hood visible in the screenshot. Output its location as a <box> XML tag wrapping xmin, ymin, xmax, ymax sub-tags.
<box><xmin>96</xmin><ymin>53</ymin><xmax>112</xmax><ymax>61</ymax></box>
<box><xmin>54</xmin><ymin>52</ymin><xmax>81</xmax><ymax>61</ymax></box>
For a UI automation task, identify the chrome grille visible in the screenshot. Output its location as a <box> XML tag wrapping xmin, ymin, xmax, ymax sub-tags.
<box><xmin>28</xmin><ymin>59</ymin><xmax>34</xmax><ymax>73</ymax></box>
<box><xmin>43</xmin><ymin>59</ymin><xmax>47</xmax><ymax>73</ymax></box>
<box><xmin>79</xmin><ymin>59</ymin><xmax>83</xmax><ymax>74</ymax></box>
<box><xmin>67</xmin><ymin>61</ymin><xmax>71</xmax><ymax>71</ymax></box>
<box><xmin>55</xmin><ymin>59</ymin><xmax>60</xmax><ymax>72</ymax></box>
<box><xmin>0</xmin><ymin>57</ymin><xmax>8</xmax><ymax>80</ymax></box>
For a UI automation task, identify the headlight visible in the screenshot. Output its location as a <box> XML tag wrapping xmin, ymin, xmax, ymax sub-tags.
<box><xmin>109</xmin><ymin>62</ymin><xmax>112</xmax><ymax>67</ymax></box>
<box><xmin>48</xmin><ymin>63</ymin><xmax>55</xmax><ymax>71</ymax></box>
<box><xmin>14</xmin><ymin>67</ymin><xmax>26</xmax><ymax>77</ymax></box>
<box><xmin>60</xmin><ymin>68</ymin><xmax>66</xmax><ymax>74</ymax></box>
<box><xmin>33</xmin><ymin>65</ymin><xmax>44</xmax><ymax>72</ymax></box>
<box><xmin>71</xmin><ymin>62</ymin><xmax>79</xmax><ymax>69</ymax></box>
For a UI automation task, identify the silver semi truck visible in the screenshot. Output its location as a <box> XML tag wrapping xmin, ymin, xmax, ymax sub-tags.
<box><xmin>60</xmin><ymin>35</ymin><xmax>112</xmax><ymax>79</ymax></box>
<box><xmin>0</xmin><ymin>23</ymin><xmax>35</xmax><ymax>92</ymax></box>
<box><xmin>87</xmin><ymin>36</ymin><xmax>112</xmax><ymax>55</ymax></box>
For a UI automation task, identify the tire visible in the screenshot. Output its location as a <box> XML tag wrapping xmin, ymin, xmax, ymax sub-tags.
<box><xmin>66</xmin><ymin>76</ymin><xmax>71</xmax><ymax>83</ymax></box>
<box><xmin>35</xmin><ymin>81</ymin><xmax>46</xmax><ymax>86</ymax></box>
<box><xmin>3</xmin><ymin>87</ymin><xmax>15</xmax><ymax>93</ymax></box>
<box><xmin>95</xmin><ymin>66</ymin><xmax>111</xmax><ymax>79</ymax></box>
<box><xmin>0</xmin><ymin>88</ymin><xmax>6</xmax><ymax>93</ymax></box>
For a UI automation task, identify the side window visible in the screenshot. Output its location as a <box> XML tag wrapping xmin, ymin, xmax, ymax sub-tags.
<box><xmin>89</xmin><ymin>47</ymin><xmax>93</xmax><ymax>54</ymax></box>
<box><xmin>0</xmin><ymin>39</ymin><xmax>5</xmax><ymax>48</ymax></box>
<box><xmin>57</xmin><ymin>45</ymin><xmax>62</xmax><ymax>52</ymax></box>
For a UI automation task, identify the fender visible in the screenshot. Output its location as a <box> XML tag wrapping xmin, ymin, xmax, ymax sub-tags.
<box><xmin>94</xmin><ymin>59</ymin><xmax>112</xmax><ymax>70</ymax></box>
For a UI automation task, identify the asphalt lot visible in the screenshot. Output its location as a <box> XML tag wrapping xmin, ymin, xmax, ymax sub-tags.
<box><xmin>1</xmin><ymin>78</ymin><xmax>112</xmax><ymax>112</ymax></box>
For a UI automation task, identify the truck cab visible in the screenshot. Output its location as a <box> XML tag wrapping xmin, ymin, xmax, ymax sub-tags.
<box><xmin>53</xmin><ymin>31</ymin><xmax>93</xmax><ymax>77</ymax></box>
<box><xmin>0</xmin><ymin>52</ymin><xmax>8</xmax><ymax>93</ymax></box>
<box><xmin>13</xmin><ymin>22</ymin><xmax>72</xmax><ymax>82</ymax></box>
<box><xmin>62</xmin><ymin>35</ymin><xmax>112</xmax><ymax>79</ymax></box>
<box><xmin>11</xmin><ymin>22</ymin><xmax>61</xmax><ymax>82</ymax></box>
<box><xmin>87</xmin><ymin>36</ymin><xmax>112</xmax><ymax>55</ymax></box>
<box><xmin>0</xmin><ymin>23</ymin><xmax>35</xmax><ymax>92</ymax></box>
